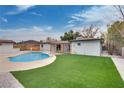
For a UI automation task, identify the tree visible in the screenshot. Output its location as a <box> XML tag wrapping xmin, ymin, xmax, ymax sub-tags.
<box><xmin>107</xmin><ymin>21</ymin><xmax>124</xmax><ymax>55</ymax></box>
<box><xmin>113</xmin><ymin>21</ymin><xmax>124</xmax><ymax>37</ymax></box>
<box><xmin>112</xmin><ymin>5</ymin><xmax>124</xmax><ymax>37</ymax></box>
<box><xmin>60</xmin><ymin>30</ymin><xmax>81</xmax><ymax>41</ymax></box>
<box><xmin>106</xmin><ymin>6</ymin><xmax>124</xmax><ymax>55</ymax></box>
<box><xmin>80</xmin><ymin>25</ymin><xmax>100</xmax><ymax>38</ymax></box>
<box><xmin>115</xmin><ymin>5</ymin><xmax>124</xmax><ymax>20</ymax></box>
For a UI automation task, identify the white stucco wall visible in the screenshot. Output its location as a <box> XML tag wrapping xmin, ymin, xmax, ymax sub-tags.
<box><xmin>0</xmin><ymin>43</ymin><xmax>20</xmax><ymax>54</ymax></box>
<box><xmin>63</xmin><ymin>44</ymin><xmax>70</xmax><ymax>53</ymax></box>
<box><xmin>0</xmin><ymin>43</ymin><xmax>13</xmax><ymax>51</ymax></box>
<box><xmin>50</xmin><ymin>44</ymin><xmax>56</xmax><ymax>53</ymax></box>
<box><xmin>71</xmin><ymin>40</ymin><xmax>101</xmax><ymax>56</ymax></box>
<box><xmin>42</xmin><ymin>44</ymin><xmax>51</xmax><ymax>52</ymax></box>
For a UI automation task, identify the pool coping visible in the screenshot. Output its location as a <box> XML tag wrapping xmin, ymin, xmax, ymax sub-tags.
<box><xmin>0</xmin><ymin>51</ymin><xmax>56</xmax><ymax>72</ymax></box>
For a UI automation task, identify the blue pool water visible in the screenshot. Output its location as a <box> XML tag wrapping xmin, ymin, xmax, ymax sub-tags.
<box><xmin>9</xmin><ymin>52</ymin><xmax>49</xmax><ymax>62</ymax></box>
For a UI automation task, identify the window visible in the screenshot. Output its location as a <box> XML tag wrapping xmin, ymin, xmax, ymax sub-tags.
<box><xmin>77</xmin><ymin>43</ymin><xmax>81</xmax><ymax>46</ymax></box>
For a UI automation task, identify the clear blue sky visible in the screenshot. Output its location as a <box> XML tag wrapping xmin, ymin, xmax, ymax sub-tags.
<box><xmin>0</xmin><ymin>5</ymin><xmax>93</xmax><ymax>29</ymax></box>
<box><xmin>0</xmin><ymin>5</ymin><xmax>121</xmax><ymax>41</ymax></box>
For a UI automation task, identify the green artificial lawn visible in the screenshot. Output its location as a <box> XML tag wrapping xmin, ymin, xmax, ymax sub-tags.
<box><xmin>12</xmin><ymin>54</ymin><xmax>124</xmax><ymax>88</ymax></box>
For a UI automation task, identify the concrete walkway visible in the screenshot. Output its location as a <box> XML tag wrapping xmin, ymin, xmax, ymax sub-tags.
<box><xmin>112</xmin><ymin>57</ymin><xmax>124</xmax><ymax>81</ymax></box>
<box><xmin>0</xmin><ymin>72</ymin><xmax>23</xmax><ymax>88</ymax></box>
<box><xmin>102</xmin><ymin>51</ymin><xmax>124</xmax><ymax>81</ymax></box>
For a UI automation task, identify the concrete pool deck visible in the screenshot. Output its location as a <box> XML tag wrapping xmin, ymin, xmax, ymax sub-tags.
<box><xmin>0</xmin><ymin>51</ymin><xmax>56</xmax><ymax>73</ymax></box>
<box><xmin>0</xmin><ymin>51</ymin><xmax>56</xmax><ymax>88</ymax></box>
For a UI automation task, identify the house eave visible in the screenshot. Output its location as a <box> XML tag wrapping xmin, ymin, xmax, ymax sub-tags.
<box><xmin>70</xmin><ymin>38</ymin><xmax>101</xmax><ymax>42</ymax></box>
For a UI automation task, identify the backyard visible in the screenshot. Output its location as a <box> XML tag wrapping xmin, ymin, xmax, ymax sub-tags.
<box><xmin>12</xmin><ymin>54</ymin><xmax>124</xmax><ymax>88</ymax></box>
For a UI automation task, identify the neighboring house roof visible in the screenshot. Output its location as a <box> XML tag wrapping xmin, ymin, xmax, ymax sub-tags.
<box><xmin>0</xmin><ymin>39</ymin><xmax>16</xmax><ymax>44</ymax></box>
<box><xmin>70</xmin><ymin>38</ymin><xmax>101</xmax><ymax>42</ymax></box>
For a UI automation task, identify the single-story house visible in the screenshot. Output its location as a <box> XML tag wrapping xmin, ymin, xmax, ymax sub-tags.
<box><xmin>0</xmin><ymin>39</ymin><xmax>17</xmax><ymax>54</ymax></box>
<box><xmin>41</xmin><ymin>41</ymin><xmax>70</xmax><ymax>53</ymax></box>
<box><xmin>0</xmin><ymin>39</ymin><xmax>15</xmax><ymax>50</ymax></box>
<box><xmin>70</xmin><ymin>38</ymin><xmax>102</xmax><ymax>56</ymax></box>
<box><xmin>0</xmin><ymin>38</ymin><xmax>102</xmax><ymax>56</ymax></box>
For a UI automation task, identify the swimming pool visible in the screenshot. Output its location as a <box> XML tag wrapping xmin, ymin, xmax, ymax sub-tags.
<box><xmin>9</xmin><ymin>52</ymin><xmax>49</xmax><ymax>62</ymax></box>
